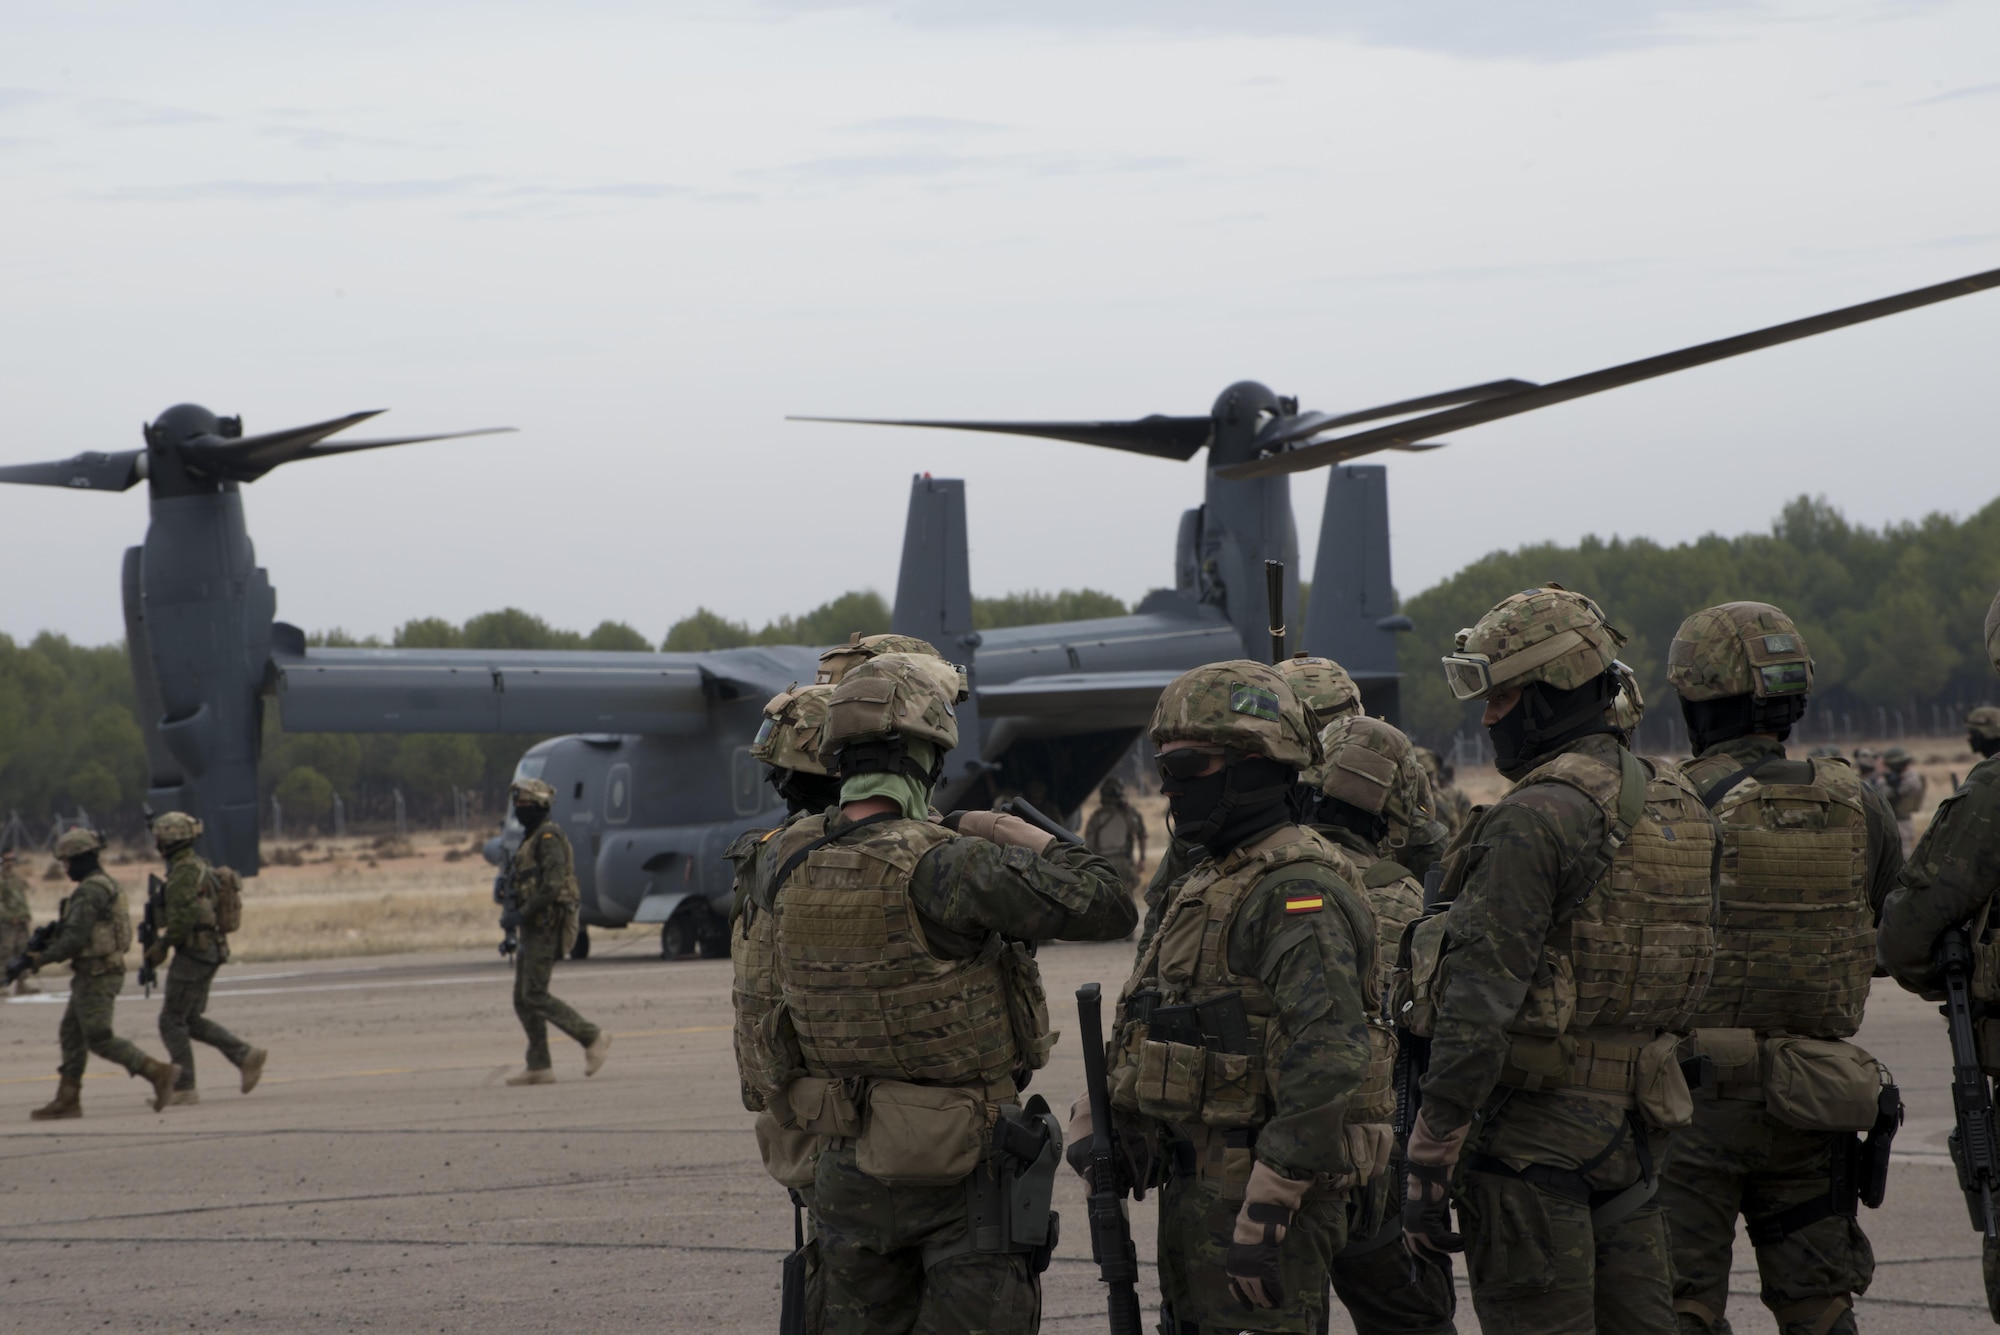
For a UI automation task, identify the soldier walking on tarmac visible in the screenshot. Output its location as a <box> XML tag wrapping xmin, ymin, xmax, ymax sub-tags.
<box><xmin>0</xmin><ymin>847</ymin><xmax>37</xmax><ymax>995</ymax></box>
<box><xmin>503</xmin><ymin>778</ymin><xmax>609</xmax><ymax>1085</ymax></box>
<box><xmin>19</xmin><ymin>828</ymin><xmax>179</xmax><ymax>1119</ymax></box>
<box><xmin>1083</xmin><ymin>776</ymin><xmax>1147</xmax><ymax>893</ymax></box>
<box><xmin>1657</xmin><ymin>603</ymin><xmax>1903</xmax><ymax>1335</ymax></box>
<box><xmin>146</xmin><ymin>811</ymin><xmax>267</xmax><ymax>1105</ymax></box>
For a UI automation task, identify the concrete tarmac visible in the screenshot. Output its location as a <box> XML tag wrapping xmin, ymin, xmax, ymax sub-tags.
<box><xmin>1</xmin><ymin>941</ymin><xmax>1992</xmax><ymax>1332</ymax></box>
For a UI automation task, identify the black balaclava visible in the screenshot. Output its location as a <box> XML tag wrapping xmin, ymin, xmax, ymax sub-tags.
<box><xmin>1679</xmin><ymin>691</ymin><xmax>1809</xmax><ymax>754</ymax></box>
<box><xmin>1164</xmin><ymin>753</ymin><xmax>1298</xmax><ymax>861</ymax></box>
<box><xmin>1490</xmin><ymin>669</ymin><xmax>1620</xmax><ymax>781</ymax></box>
<box><xmin>1973</xmin><ymin>733</ymin><xmax>2000</xmax><ymax>760</ymax></box>
<box><xmin>1314</xmin><ymin>794</ymin><xmax>1389</xmax><ymax>849</ymax></box>
<box><xmin>514</xmin><ymin>804</ymin><xmax>547</xmax><ymax>834</ymax></box>
<box><xmin>773</xmin><ymin>768</ymin><xmax>843</xmax><ymax>816</ymax></box>
<box><xmin>64</xmin><ymin>852</ymin><xmax>101</xmax><ymax>883</ymax></box>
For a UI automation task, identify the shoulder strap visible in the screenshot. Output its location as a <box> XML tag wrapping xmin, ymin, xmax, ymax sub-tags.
<box><xmin>767</xmin><ymin>811</ymin><xmax>902</xmax><ymax>903</ymax></box>
<box><xmin>1555</xmin><ymin>746</ymin><xmax>1647</xmax><ymax>915</ymax></box>
<box><xmin>1699</xmin><ymin>754</ymin><xmax>1779</xmax><ymax>810</ymax></box>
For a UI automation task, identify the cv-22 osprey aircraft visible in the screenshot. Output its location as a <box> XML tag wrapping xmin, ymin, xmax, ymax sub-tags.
<box><xmin>1</xmin><ymin>263</ymin><xmax>1994</xmax><ymax>958</ymax></box>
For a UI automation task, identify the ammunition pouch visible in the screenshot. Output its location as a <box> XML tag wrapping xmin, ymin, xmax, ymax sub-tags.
<box><xmin>924</xmin><ymin>1097</ymin><xmax>1064</xmax><ymax>1273</ymax></box>
<box><xmin>1118</xmin><ymin>990</ymin><xmax>1263</xmax><ymax>1129</ymax></box>
<box><xmin>755</xmin><ymin>1109</ymin><xmax>822</xmax><ymax>1189</ymax></box>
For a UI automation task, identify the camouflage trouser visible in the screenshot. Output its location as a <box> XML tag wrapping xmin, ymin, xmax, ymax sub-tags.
<box><xmin>513</xmin><ymin>924</ymin><xmax>599</xmax><ymax>1070</ymax></box>
<box><xmin>0</xmin><ymin>919</ymin><xmax>28</xmax><ymax>962</ymax></box>
<box><xmin>811</xmin><ymin>1144</ymin><xmax>1040</xmax><ymax>1335</ymax></box>
<box><xmin>1156</xmin><ymin>1167</ymin><xmax>1349</xmax><ymax>1334</ymax></box>
<box><xmin>57</xmin><ymin>968</ymin><xmax>151</xmax><ymax>1083</ymax></box>
<box><xmin>159</xmin><ymin>954</ymin><xmax>251</xmax><ymax>1091</ymax></box>
<box><xmin>1330</xmin><ymin>1166</ymin><xmax>1459</xmax><ymax>1335</ymax></box>
<box><xmin>1456</xmin><ymin>1089</ymin><xmax>1678</xmax><ymax>1335</ymax></box>
<box><xmin>1658</xmin><ymin>1098</ymin><xmax>1872</xmax><ymax>1335</ymax></box>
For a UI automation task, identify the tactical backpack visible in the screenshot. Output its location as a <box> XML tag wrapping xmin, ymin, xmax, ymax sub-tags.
<box><xmin>205</xmin><ymin>865</ymin><xmax>245</xmax><ymax>934</ymax></box>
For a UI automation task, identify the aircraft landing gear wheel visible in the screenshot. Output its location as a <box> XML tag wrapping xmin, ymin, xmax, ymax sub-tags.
<box><xmin>661</xmin><ymin>915</ymin><xmax>694</xmax><ymax>959</ymax></box>
<box><xmin>569</xmin><ymin>924</ymin><xmax>591</xmax><ymax>960</ymax></box>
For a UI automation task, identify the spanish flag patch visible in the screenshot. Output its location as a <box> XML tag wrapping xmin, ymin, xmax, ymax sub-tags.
<box><xmin>1284</xmin><ymin>895</ymin><xmax>1323</xmax><ymax>915</ymax></box>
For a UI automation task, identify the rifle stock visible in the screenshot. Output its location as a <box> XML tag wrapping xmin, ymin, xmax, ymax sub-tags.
<box><xmin>1077</xmin><ymin>982</ymin><xmax>1144</xmax><ymax>1335</ymax></box>
<box><xmin>137</xmin><ymin>873</ymin><xmax>165</xmax><ymax>997</ymax></box>
<box><xmin>1942</xmin><ymin>926</ymin><xmax>2000</xmax><ymax>1239</ymax></box>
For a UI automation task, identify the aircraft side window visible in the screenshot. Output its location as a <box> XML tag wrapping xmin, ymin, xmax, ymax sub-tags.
<box><xmin>730</xmin><ymin>747</ymin><xmax>764</xmax><ymax>817</ymax></box>
<box><xmin>605</xmin><ymin>763</ymin><xmax>631</xmax><ymax>826</ymax></box>
<box><xmin>574</xmin><ymin>781</ymin><xmax>584</xmax><ymax>801</ymax></box>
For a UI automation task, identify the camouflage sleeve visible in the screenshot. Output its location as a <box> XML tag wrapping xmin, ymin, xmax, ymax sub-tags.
<box><xmin>1396</xmin><ymin>818</ymin><xmax>1449</xmax><ymax>883</ymax></box>
<box><xmin>1858</xmin><ymin>780</ymin><xmax>1905</xmax><ymax>919</ymax></box>
<box><xmin>1133</xmin><ymin>839</ymin><xmax>1193</xmax><ymax>958</ymax></box>
<box><xmin>0</xmin><ymin>875</ymin><xmax>29</xmax><ymax>922</ymax></box>
<box><xmin>910</xmin><ymin>836</ymin><xmax>1137</xmax><ymax>950</ymax></box>
<box><xmin>1419</xmin><ymin>790</ymin><xmax>1591</xmax><ymax>1135</ymax></box>
<box><xmin>1226</xmin><ymin>862</ymin><xmax>1373</xmax><ymax>1180</ymax></box>
<box><xmin>37</xmin><ymin>882</ymin><xmax>105</xmax><ymax>964</ymax></box>
<box><xmin>161</xmin><ymin>859</ymin><xmax>206</xmax><ymax>947</ymax></box>
<box><xmin>1879</xmin><ymin>763</ymin><xmax>2000</xmax><ymax>995</ymax></box>
<box><xmin>517</xmin><ymin>828</ymin><xmax>572</xmax><ymax>921</ymax></box>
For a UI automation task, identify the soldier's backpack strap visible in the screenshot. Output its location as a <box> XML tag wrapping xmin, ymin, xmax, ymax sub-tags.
<box><xmin>1554</xmin><ymin>746</ymin><xmax>1648</xmax><ymax>917</ymax></box>
<box><xmin>766</xmin><ymin>811</ymin><xmax>902</xmax><ymax>903</ymax></box>
<box><xmin>1698</xmin><ymin>754</ymin><xmax>1778</xmax><ymax>810</ymax></box>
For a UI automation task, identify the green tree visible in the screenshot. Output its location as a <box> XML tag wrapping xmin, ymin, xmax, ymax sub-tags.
<box><xmin>274</xmin><ymin>766</ymin><xmax>335</xmax><ymax>825</ymax></box>
<box><xmin>462</xmin><ymin>608</ymin><xmax>582</xmax><ymax>651</ymax></box>
<box><xmin>973</xmin><ymin>589</ymin><xmax>1128</xmax><ymax>629</ymax></box>
<box><xmin>758</xmin><ymin>591</ymin><xmax>892</xmax><ymax>646</ymax></box>
<box><xmin>663</xmin><ymin>607</ymin><xmax>753</xmax><ymax>652</ymax></box>
<box><xmin>586</xmin><ymin>620</ymin><xmax>650</xmax><ymax>652</ymax></box>
<box><xmin>393</xmin><ymin>617</ymin><xmax>462</xmax><ymax>649</ymax></box>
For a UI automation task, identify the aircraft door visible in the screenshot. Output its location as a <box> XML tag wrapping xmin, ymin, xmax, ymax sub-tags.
<box><xmin>604</xmin><ymin>763</ymin><xmax>632</xmax><ymax>826</ymax></box>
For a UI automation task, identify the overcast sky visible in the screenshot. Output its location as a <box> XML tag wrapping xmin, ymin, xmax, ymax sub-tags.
<box><xmin>1</xmin><ymin>0</ymin><xmax>1995</xmax><ymax>647</ymax></box>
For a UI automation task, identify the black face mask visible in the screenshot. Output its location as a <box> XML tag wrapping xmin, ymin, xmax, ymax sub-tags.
<box><xmin>64</xmin><ymin>853</ymin><xmax>99</xmax><ymax>883</ymax></box>
<box><xmin>1162</xmin><ymin>754</ymin><xmax>1297</xmax><ymax>860</ymax></box>
<box><xmin>1490</xmin><ymin>673</ymin><xmax>1618</xmax><ymax>780</ymax></box>
<box><xmin>515</xmin><ymin>805</ymin><xmax>547</xmax><ymax>833</ymax></box>
<box><xmin>775</xmin><ymin>770</ymin><xmax>843</xmax><ymax>816</ymax></box>
<box><xmin>1679</xmin><ymin>693</ymin><xmax>1807</xmax><ymax>754</ymax></box>
<box><xmin>1974</xmin><ymin>735</ymin><xmax>2000</xmax><ymax>760</ymax></box>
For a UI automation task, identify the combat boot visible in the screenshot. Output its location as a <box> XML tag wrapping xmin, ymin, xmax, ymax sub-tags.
<box><xmin>239</xmin><ymin>1047</ymin><xmax>267</xmax><ymax>1094</ymax></box>
<box><xmin>584</xmin><ymin>1032</ymin><xmax>612</xmax><ymax>1077</ymax></box>
<box><xmin>506</xmin><ymin>1067</ymin><xmax>556</xmax><ymax>1086</ymax></box>
<box><xmin>140</xmin><ymin>1059</ymin><xmax>181</xmax><ymax>1112</ymax></box>
<box><xmin>29</xmin><ymin>1078</ymin><xmax>81</xmax><ymax>1121</ymax></box>
<box><xmin>169</xmin><ymin>1087</ymin><xmax>199</xmax><ymax>1106</ymax></box>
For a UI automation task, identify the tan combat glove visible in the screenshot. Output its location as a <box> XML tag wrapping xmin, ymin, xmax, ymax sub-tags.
<box><xmin>1336</xmin><ymin>1121</ymin><xmax>1396</xmax><ymax>1190</ymax></box>
<box><xmin>144</xmin><ymin>940</ymin><xmax>170</xmax><ymax>968</ymax></box>
<box><xmin>1064</xmin><ymin>1093</ymin><xmax>1094</xmax><ymax>1180</ymax></box>
<box><xmin>1226</xmin><ymin>1159</ymin><xmax>1312</xmax><ymax>1309</ymax></box>
<box><xmin>1402</xmin><ymin>1109</ymin><xmax>1468</xmax><ymax>1260</ymax></box>
<box><xmin>951</xmin><ymin>810</ymin><xmax>1054</xmax><ymax>855</ymax></box>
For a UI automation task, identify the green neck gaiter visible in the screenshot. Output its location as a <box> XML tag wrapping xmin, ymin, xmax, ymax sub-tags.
<box><xmin>839</xmin><ymin>740</ymin><xmax>936</xmax><ymax>820</ymax></box>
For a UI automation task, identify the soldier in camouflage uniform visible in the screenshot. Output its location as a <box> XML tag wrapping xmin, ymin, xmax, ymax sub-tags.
<box><xmin>1967</xmin><ymin>705</ymin><xmax>2000</xmax><ymax>764</ymax></box>
<box><xmin>1311</xmin><ymin>714</ymin><xmax>1459</xmax><ymax>1335</ymax></box>
<box><xmin>1415</xmin><ymin>748</ymin><xmax>1474</xmax><ymax>845</ymax></box>
<box><xmin>742</xmin><ymin>651</ymin><xmax>1135</xmax><ymax>1335</ymax></box>
<box><xmin>0</xmin><ymin>848</ymin><xmax>37</xmax><ymax>995</ymax></box>
<box><xmin>21</xmin><ymin>828</ymin><xmax>180</xmax><ymax>1119</ymax></box>
<box><xmin>145</xmin><ymin>811</ymin><xmax>267</xmax><ymax>1105</ymax></box>
<box><xmin>1873</xmin><ymin>746</ymin><xmax>1926</xmax><ymax>856</ymax></box>
<box><xmin>1407</xmin><ymin>587</ymin><xmax>1720</xmax><ymax>1335</ymax></box>
<box><xmin>1089</xmin><ymin>660</ymin><xmax>1376</xmax><ymax>1335</ymax></box>
<box><xmin>1657</xmin><ymin>603</ymin><xmax>1903</xmax><ymax>1335</ymax></box>
<box><xmin>1083</xmin><ymin>776</ymin><xmax>1147</xmax><ymax>895</ymax></box>
<box><xmin>1879</xmin><ymin>590</ymin><xmax>2000</xmax><ymax>1320</ymax></box>
<box><xmin>501</xmin><ymin>778</ymin><xmax>609</xmax><ymax>1085</ymax></box>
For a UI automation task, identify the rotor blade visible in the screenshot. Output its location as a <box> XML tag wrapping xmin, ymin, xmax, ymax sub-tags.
<box><xmin>180</xmin><ymin>409</ymin><xmax>385</xmax><ymax>478</ymax></box>
<box><xmin>293</xmin><ymin>427</ymin><xmax>518</xmax><ymax>459</ymax></box>
<box><xmin>0</xmin><ymin>449</ymin><xmax>145</xmax><ymax>492</ymax></box>
<box><xmin>1252</xmin><ymin>379</ymin><xmax>1538</xmax><ymax>450</ymax></box>
<box><xmin>788</xmin><ymin>414</ymin><xmax>1213</xmax><ymax>462</ymax></box>
<box><xmin>1219</xmin><ymin>264</ymin><xmax>2000</xmax><ymax>479</ymax></box>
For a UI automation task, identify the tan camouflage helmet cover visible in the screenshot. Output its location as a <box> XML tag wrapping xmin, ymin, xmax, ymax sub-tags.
<box><xmin>818</xmin><ymin>651</ymin><xmax>962</xmax><ymax>765</ymax></box>
<box><xmin>1275</xmin><ymin>654</ymin><xmax>1362</xmax><ymax>721</ymax></box>
<box><xmin>1987</xmin><ymin>588</ymin><xmax>2000</xmax><ymax>675</ymax></box>
<box><xmin>510</xmin><ymin>777</ymin><xmax>557</xmax><ymax>808</ymax></box>
<box><xmin>151</xmin><ymin>810</ymin><xmax>203</xmax><ymax>846</ymax></box>
<box><xmin>53</xmin><ymin>826</ymin><xmax>104</xmax><ymax>859</ymax></box>
<box><xmin>815</xmin><ymin>632</ymin><xmax>945</xmax><ymax>686</ymax></box>
<box><xmin>1149</xmin><ymin>660</ymin><xmax>1321</xmax><ymax>772</ymax></box>
<box><xmin>1317</xmin><ymin>713</ymin><xmax>1426</xmax><ymax>836</ymax></box>
<box><xmin>1444</xmin><ymin>586</ymin><xmax>1626</xmax><ymax>700</ymax></box>
<box><xmin>1968</xmin><ymin>705</ymin><xmax>2000</xmax><ymax>742</ymax></box>
<box><xmin>751</xmin><ymin>683</ymin><xmax>833</xmax><ymax>777</ymax></box>
<box><xmin>1667</xmin><ymin>601</ymin><xmax>1813</xmax><ymax>702</ymax></box>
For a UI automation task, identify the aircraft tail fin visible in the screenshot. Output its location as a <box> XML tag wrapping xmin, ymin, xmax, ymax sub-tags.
<box><xmin>1303</xmin><ymin>464</ymin><xmax>1409</xmax><ymax>723</ymax></box>
<box><xmin>890</xmin><ymin>475</ymin><xmax>983</xmax><ymax>808</ymax></box>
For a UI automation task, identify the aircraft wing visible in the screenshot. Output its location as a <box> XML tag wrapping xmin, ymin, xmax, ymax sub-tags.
<box><xmin>975</xmin><ymin>671</ymin><xmax>1185</xmax><ymax>732</ymax></box>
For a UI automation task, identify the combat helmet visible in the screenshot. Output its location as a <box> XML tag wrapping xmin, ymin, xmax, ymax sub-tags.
<box><xmin>1317</xmin><ymin>713</ymin><xmax>1429</xmax><ymax>848</ymax></box>
<box><xmin>1667</xmin><ymin>601</ymin><xmax>1813</xmax><ymax>749</ymax></box>
<box><xmin>753</xmin><ymin>683</ymin><xmax>842</xmax><ymax>811</ymax></box>
<box><xmin>1149</xmin><ymin>660</ymin><xmax>1321</xmax><ymax>772</ymax></box>
<box><xmin>53</xmin><ymin>827</ymin><xmax>104</xmax><ymax>860</ymax></box>
<box><xmin>510</xmin><ymin>777</ymin><xmax>556</xmax><ymax>809</ymax></box>
<box><xmin>1607</xmin><ymin>660</ymin><xmax>1645</xmax><ymax>737</ymax></box>
<box><xmin>151</xmin><ymin>811</ymin><xmax>203</xmax><ymax>848</ymax></box>
<box><xmin>815</xmin><ymin>632</ymin><xmax>945</xmax><ymax>686</ymax></box>
<box><xmin>818</xmin><ymin>651</ymin><xmax>964</xmax><ymax>784</ymax></box>
<box><xmin>1443</xmin><ymin>586</ymin><xmax>1624</xmax><ymax>701</ymax></box>
<box><xmin>1275</xmin><ymin>654</ymin><xmax>1361</xmax><ymax>722</ymax></box>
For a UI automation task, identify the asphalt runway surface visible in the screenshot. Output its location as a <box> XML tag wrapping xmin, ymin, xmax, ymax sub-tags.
<box><xmin>1</xmin><ymin>940</ymin><xmax>1993</xmax><ymax>1333</ymax></box>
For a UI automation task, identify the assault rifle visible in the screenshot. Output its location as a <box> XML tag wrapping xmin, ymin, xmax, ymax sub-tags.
<box><xmin>137</xmin><ymin>873</ymin><xmax>166</xmax><ymax>997</ymax></box>
<box><xmin>3</xmin><ymin>918</ymin><xmax>59</xmax><ymax>987</ymax></box>
<box><xmin>1942</xmin><ymin>926</ymin><xmax>2000</xmax><ymax>1244</ymax></box>
<box><xmin>1076</xmin><ymin>982</ymin><xmax>1144</xmax><ymax>1335</ymax></box>
<box><xmin>494</xmin><ymin>865</ymin><xmax>519</xmax><ymax>960</ymax></box>
<box><xmin>1265</xmin><ymin>559</ymin><xmax>1287</xmax><ymax>664</ymax></box>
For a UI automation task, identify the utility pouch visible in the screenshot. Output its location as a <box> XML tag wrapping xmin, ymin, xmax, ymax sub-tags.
<box><xmin>855</xmin><ymin>1081</ymin><xmax>986</xmax><ymax>1186</ymax></box>
<box><xmin>1762</xmin><ymin>1037</ymin><xmax>1885</xmax><ymax>1133</ymax></box>
<box><xmin>1687</xmin><ymin>1027</ymin><xmax>1761</xmax><ymax>1090</ymax></box>
<box><xmin>1134</xmin><ymin>1038</ymin><xmax>1207</xmax><ymax>1123</ymax></box>
<box><xmin>1391</xmin><ymin>912</ymin><xmax>1452</xmax><ymax>1040</ymax></box>
<box><xmin>755</xmin><ymin>1109</ymin><xmax>822</xmax><ymax>1189</ymax></box>
<box><xmin>996</xmin><ymin>938</ymin><xmax>1055</xmax><ymax>1073</ymax></box>
<box><xmin>777</xmin><ymin>1075</ymin><xmax>864</xmax><ymax>1138</ymax></box>
<box><xmin>745</xmin><ymin>1001</ymin><xmax>808</xmax><ymax>1102</ymax></box>
<box><xmin>928</xmin><ymin>1097</ymin><xmax>1064</xmax><ymax>1271</ymax></box>
<box><xmin>1975</xmin><ymin>1016</ymin><xmax>2000</xmax><ymax>1080</ymax></box>
<box><xmin>1635</xmin><ymin>1032</ymin><xmax>1695</xmax><ymax>1130</ymax></box>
